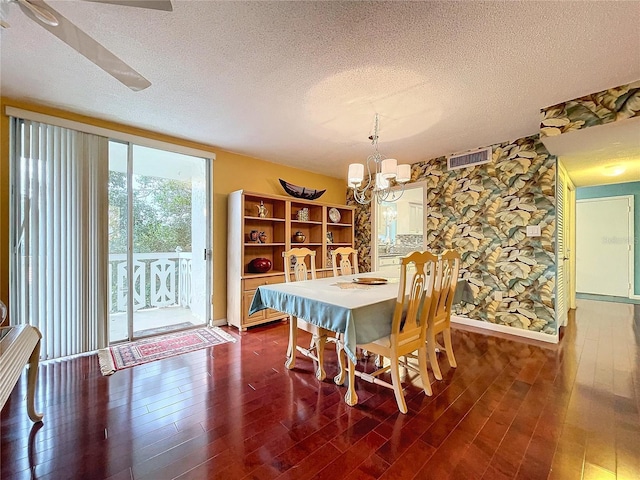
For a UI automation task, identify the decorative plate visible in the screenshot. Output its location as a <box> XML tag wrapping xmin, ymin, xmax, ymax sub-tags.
<box><xmin>328</xmin><ymin>207</ymin><xmax>341</xmax><ymax>223</ymax></box>
<box><xmin>353</xmin><ymin>277</ymin><xmax>388</xmax><ymax>285</ymax></box>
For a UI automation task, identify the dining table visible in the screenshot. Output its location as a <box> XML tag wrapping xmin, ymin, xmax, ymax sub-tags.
<box><xmin>249</xmin><ymin>271</ymin><xmax>473</xmax><ymax>405</ymax></box>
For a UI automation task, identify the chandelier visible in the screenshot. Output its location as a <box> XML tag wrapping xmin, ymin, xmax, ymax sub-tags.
<box><xmin>382</xmin><ymin>206</ymin><xmax>398</xmax><ymax>225</ymax></box>
<box><xmin>347</xmin><ymin>113</ymin><xmax>411</xmax><ymax>204</ymax></box>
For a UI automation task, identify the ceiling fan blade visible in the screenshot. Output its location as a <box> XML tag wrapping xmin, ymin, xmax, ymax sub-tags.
<box><xmin>84</xmin><ymin>0</ymin><xmax>173</xmax><ymax>11</ymax></box>
<box><xmin>18</xmin><ymin>0</ymin><xmax>151</xmax><ymax>91</ymax></box>
<box><xmin>1</xmin><ymin>1</ymin><xmax>12</xmax><ymax>27</ymax></box>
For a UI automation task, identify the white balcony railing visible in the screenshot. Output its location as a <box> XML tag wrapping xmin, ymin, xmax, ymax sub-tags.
<box><xmin>108</xmin><ymin>252</ymin><xmax>192</xmax><ymax>313</ymax></box>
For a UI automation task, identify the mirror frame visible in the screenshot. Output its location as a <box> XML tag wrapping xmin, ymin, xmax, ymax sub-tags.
<box><xmin>371</xmin><ymin>181</ymin><xmax>428</xmax><ymax>273</ymax></box>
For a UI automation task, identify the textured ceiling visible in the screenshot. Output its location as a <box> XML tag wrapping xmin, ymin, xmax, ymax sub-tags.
<box><xmin>543</xmin><ymin>118</ymin><xmax>640</xmax><ymax>187</ymax></box>
<box><xmin>1</xmin><ymin>0</ymin><xmax>639</xmax><ymax>185</ymax></box>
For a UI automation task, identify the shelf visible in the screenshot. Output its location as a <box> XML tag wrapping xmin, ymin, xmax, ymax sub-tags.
<box><xmin>244</xmin><ymin>216</ymin><xmax>286</xmax><ymax>222</ymax></box>
<box><xmin>291</xmin><ymin>220</ymin><xmax>323</xmax><ymax>225</ymax></box>
<box><xmin>243</xmin><ymin>270</ymin><xmax>286</xmax><ymax>278</ymax></box>
<box><xmin>244</xmin><ymin>243</ymin><xmax>286</xmax><ymax>247</ymax></box>
<box><xmin>229</xmin><ymin>189</ymin><xmax>355</xmax><ymax>330</ymax></box>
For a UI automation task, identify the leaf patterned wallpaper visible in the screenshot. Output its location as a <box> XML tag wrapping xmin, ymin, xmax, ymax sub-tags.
<box><xmin>349</xmin><ymin>134</ymin><xmax>557</xmax><ymax>335</ymax></box>
<box><xmin>540</xmin><ymin>80</ymin><xmax>640</xmax><ymax>137</ymax></box>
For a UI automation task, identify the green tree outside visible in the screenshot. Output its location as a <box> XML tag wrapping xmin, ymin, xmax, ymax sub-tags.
<box><xmin>109</xmin><ymin>172</ymin><xmax>192</xmax><ymax>254</ymax></box>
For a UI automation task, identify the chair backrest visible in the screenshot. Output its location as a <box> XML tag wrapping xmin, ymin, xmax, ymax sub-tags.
<box><xmin>331</xmin><ymin>247</ymin><xmax>359</xmax><ymax>277</ymax></box>
<box><xmin>431</xmin><ymin>250</ymin><xmax>461</xmax><ymax>328</ymax></box>
<box><xmin>282</xmin><ymin>248</ymin><xmax>317</xmax><ymax>283</ymax></box>
<box><xmin>390</xmin><ymin>251</ymin><xmax>438</xmax><ymax>344</ymax></box>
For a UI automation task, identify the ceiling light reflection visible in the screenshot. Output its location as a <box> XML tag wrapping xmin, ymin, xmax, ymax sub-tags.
<box><xmin>304</xmin><ymin>66</ymin><xmax>442</xmax><ymax>142</ymax></box>
<box><xmin>602</xmin><ymin>164</ymin><xmax>626</xmax><ymax>176</ymax></box>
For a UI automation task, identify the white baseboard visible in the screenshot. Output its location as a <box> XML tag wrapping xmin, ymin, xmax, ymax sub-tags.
<box><xmin>210</xmin><ymin>318</ymin><xmax>228</xmax><ymax>327</ymax></box>
<box><xmin>451</xmin><ymin>315</ymin><xmax>559</xmax><ymax>344</ymax></box>
<box><xmin>212</xmin><ymin>315</ymin><xmax>560</xmax><ymax>343</ymax></box>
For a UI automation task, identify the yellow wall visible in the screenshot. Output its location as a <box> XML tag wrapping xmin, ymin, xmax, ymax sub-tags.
<box><xmin>0</xmin><ymin>98</ymin><xmax>347</xmax><ymax>324</ymax></box>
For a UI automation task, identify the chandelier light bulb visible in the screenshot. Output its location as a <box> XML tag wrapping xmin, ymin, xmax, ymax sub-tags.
<box><xmin>396</xmin><ymin>164</ymin><xmax>411</xmax><ymax>183</ymax></box>
<box><xmin>375</xmin><ymin>173</ymin><xmax>389</xmax><ymax>191</ymax></box>
<box><xmin>348</xmin><ymin>163</ymin><xmax>364</xmax><ymax>186</ymax></box>
<box><xmin>381</xmin><ymin>158</ymin><xmax>397</xmax><ymax>179</ymax></box>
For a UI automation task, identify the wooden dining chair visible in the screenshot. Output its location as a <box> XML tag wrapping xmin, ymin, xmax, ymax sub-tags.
<box><xmin>327</xmin><ymin>247</ymin><xmax>360</xmax><ymax>350</ymax></box>
<box><xmin>427</xmin><ymin>249</ymin><xmax>461</xmax><ymax>380</ymax></box>
<box><xmin>282</xmin><ymin>247</ymin><xmax>331</xmax><ymax>381</ymax></box>
<box><xmin>345</xmin><ymin>251</ymin><xmax>439</xmax><ymax>414</ymax></box>
<box><xmin>331</xmin><ymin>247</ymin><xmax>359</xmax><ymax>277</ymax></box>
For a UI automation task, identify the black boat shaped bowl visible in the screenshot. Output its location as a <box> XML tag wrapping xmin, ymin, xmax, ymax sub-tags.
<box><xmin>279</xmin><ymin>179</ymin><xmax>326</xmax><ymax>200</ymax></box>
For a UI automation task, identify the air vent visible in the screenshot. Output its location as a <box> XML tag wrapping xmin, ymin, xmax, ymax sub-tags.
<box><xmin>447</xmin><ymin>147</ymin><xmax>492</xmax><ymax>171</ymax></box>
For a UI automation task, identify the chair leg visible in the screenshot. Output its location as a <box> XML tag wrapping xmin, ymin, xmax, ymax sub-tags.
<box><xmin>427</xmin><ymin>329</ymin><xmax>442</xmax><ymax>380</ymax></box>
<box><xmin>344</xmin><ymin>356</ymin><xmax>358</xmax><ymax>406</ymax></box>
<box><xmin>285</xmin><ymin>316</ymin><xmax>297</xmax><ymax>370</ymax></box>
<box><xmin>443</xmin><ymin>327</ymin><xmax>457</xmax><ymax>368</ymax></box>
<box><xmin>334</xmin><ymin>336</ymin><xmax>346</xmax><ymax>386</ymax></box>
<box><xmin>389</xmin><ymin>355</ymin><xmax>407</xmax><ymax>414</ymax></box>
<box><xmin>314</xmin><ymin>332</ymin><xmax>327</xmax><ymax>381</ymax></box>
<box><xmin>417</xmin><ymin>346</ymin><xmax>432</xmax><ymax>397</ymax></box>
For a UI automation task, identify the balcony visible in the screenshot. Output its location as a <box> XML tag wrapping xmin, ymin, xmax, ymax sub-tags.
<box><xmin>108</xmin><ymin>252</ymin><xmax>203</xmax><ymax>341</ymax></box>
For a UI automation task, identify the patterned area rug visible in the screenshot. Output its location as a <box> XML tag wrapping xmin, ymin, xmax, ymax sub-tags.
<box><xmin>98</xmin><ymin>327</ymin><xmax>236</xmax><ymax>376</ymax></box>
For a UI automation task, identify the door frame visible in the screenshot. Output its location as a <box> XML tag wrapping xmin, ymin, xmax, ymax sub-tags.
<box><xmin>112</xmin><ymin>141</ymin><xmax>213</xmax><ymax>343</ymax></box>
<box><xmin>567</xmin><ymin>184</ymin><xmax>577</xmax><ymax>309</ymax></box>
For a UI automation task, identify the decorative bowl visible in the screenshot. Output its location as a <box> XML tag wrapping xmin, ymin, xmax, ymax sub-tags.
<box><xmin>279</xmin><ymin>179</ymin><xmax>326</xmax><ymax>200</ymax></box>
<box><xmin>248</xmin><ymin>258</ymin><xmax>272</xmax><ymax>273</ymax></box>
<box><xmin>292</xmin><ymin>231</ymin><xmax>306</xmax><ymax>243</ymax></box>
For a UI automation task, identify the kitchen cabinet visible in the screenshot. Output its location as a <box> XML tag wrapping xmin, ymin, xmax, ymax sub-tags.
<box><xmin>397</xmin><ymin>201</ymin><xmax>423</xmax><ymax>234</ymax></box>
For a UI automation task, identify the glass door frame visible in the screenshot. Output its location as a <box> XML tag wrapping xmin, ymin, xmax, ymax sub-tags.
<box><xmin>111</xmin><ymin>139</ymin><xmax>213</xmax><ymax>343</ymax></box>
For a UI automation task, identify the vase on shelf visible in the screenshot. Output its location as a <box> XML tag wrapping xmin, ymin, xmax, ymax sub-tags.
<box><xmin>248</xmin><ymin>258</ymin><xmax>272</xmax><ymax>273</ymax></box>
<box><xmin>257</xmin><ymin>201</ymin><xmax>268</xmax><ymax>218</ymax></box>
<box><xmin>296</xmin><ymin>208</ymin><xmax>309</xmax><ymax>221</ymax></box>
<box><xmin>292</xmin><ymin>231</ymin><xmax>306</xmax><ymax>243</ymax></box>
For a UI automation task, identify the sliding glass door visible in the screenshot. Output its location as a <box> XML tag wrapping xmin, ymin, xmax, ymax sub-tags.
<box><xmin>108</xmin><ymin>142</ymin><xmax>211</xmax><ymax>343</ymax></box>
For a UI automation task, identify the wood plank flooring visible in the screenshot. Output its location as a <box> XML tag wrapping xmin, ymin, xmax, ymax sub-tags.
<box><xmin>1</xmin><ymin>299</ymin><xmax>638</xmax><ymax>479</ymax></box>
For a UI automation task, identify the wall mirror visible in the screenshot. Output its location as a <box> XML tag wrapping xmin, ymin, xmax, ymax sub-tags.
<box><xmin>372</xmin><ymin>181</ymin><xmax>427</xmax><ymax>274</ymax></box>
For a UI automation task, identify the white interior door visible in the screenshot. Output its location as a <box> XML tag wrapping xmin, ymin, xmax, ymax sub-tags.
<box><xmin>576</xmin><ymin>196</ymin><xmax>633</xmax><ymax>297</ymax></box>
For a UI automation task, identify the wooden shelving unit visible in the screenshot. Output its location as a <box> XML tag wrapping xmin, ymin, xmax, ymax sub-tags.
<box><xmin>227</xmin><ymin>190</ymin><xmax>355</xmax><ymax>330</ymax></box>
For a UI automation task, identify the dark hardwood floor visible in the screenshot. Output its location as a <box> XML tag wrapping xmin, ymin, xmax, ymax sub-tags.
<box><xmin>1</xmin><ymin>299</ymin><xmax>638</xmax><ymax>479</ymax></box>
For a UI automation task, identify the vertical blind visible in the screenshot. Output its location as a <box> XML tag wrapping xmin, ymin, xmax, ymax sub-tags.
<box><xmin>10</xmin><ymin>118</ymin><xmax>109</xmax><ymax>359</ymax></box>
